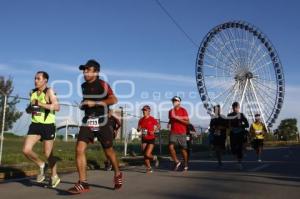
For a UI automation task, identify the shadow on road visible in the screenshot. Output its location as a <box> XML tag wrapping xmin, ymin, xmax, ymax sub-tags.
<box><xmin>123</xmin><ymin>146</ymin><xmax>300</xmax><ymax>189</ymax></box>
<box><xmin>0</xmin><ymin>167</ymin><xmax>27</xmax><ymax>181</ymax></box>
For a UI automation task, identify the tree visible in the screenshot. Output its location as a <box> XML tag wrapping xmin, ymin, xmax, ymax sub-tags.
<box><xmin>0</xmin><ymin>76</ymin><xmax>23</xmax><ymax>131</ymax></box>
<box><xmin>275</xmin><ymin>118</ymin><xmax>298</xmax><ymax>141</ymax></box>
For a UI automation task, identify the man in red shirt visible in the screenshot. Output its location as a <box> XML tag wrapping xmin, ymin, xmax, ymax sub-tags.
<box><xmin>137</xmin><ymin>105</ymin><xmax>160</xmax><ymax>173</ymax></box>
<box><xmin>168</xmin><ymin>96</ymin><xmax>190</xmax><ymax>171</ymax></box>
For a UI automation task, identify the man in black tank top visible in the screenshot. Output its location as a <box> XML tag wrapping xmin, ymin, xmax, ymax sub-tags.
<box><xmin>228</xmin><ymin>102</ymin><xmax>249</xmax><ymax>170</ymax></box>
<box><xmin>68</xmin><ymin>60</ymin><xmax>123</xmax><ymax>194</ymax></box>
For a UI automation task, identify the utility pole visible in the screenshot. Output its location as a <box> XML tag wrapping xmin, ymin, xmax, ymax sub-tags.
<box><xmin>119</xmin><ymin>106</ymin><xmax>124</xmax><ymax>141</ymax></box>
<box><xmin>0</xmin><ymin>90</ymin><xmax>7</xmax><ymax>165</ymax></box>
<box><xmin>123</xmin><ymin>105</ymin><xmax>127</xmax><ymax>156</ymax></box>
<box><xmin>158</xmin><ymin>111</ymin><xmax>162</xmax><ymax>155</ymax></box>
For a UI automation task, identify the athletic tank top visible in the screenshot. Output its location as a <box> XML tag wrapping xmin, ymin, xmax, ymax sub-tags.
<box><xmin>252</xmin><ymin>122</ymin><xmax>264</xmax><ymax>139</ymax></box>
<box><xmin>30</xmin><ymin>87</ymin><xmax>55</xmax><ymax>124</ymax></box>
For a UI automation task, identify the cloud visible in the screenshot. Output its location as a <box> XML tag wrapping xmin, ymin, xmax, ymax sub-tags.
<box><xmin>29</xmin><ymin>60</ymin><xmax>195</xmax><ymax>85</ymax></box>
<box><xmin>0</xmin><ymin>64</ymin><xmax>9</xmax><ymax>70</ymax></box>
<box><xmin>103</xmin><ymin>69</ymin><xmax>195</xmax><ymax>84</ymax></box>
<box><xmin>29</xmin><ymin>60</ymin><xmax>77</xmax><ymax>73</ymax></box>
<box><xmin>0</xmin><ymin>63</ymin><xmax>33</xmax><ymax>75</ymax></box>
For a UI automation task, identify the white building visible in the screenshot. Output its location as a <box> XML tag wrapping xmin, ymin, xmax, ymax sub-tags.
<box><xmin>129</xmin><ymin>128</ymin><xmax>141</xmax><ymax>141</ymax></box>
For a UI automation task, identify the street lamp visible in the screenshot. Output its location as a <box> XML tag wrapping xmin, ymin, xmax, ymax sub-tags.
<box><xmin>119</xmin><ymin>106</ymin><xmax>128</xmax><ymax>156</ymax></box>
<box><xmin>0</xmin><ymin>89</ymin><xmax>7</xmax><ymax>165</ymax></box>
<box><xmin>119</xmin><ymin>106</ymin><xmax>124</xmax><ymax>141</ymax></box>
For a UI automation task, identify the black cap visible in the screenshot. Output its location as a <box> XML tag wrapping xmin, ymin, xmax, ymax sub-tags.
<box><xmin>79</xmin><ymin>59</ymin><xmax>100</xmax><ymax>71</ymax></box>
<box><xmin>171</xmin><ymin>96</ymin><xmax>182</xmax><ymax>102</ymax></box>
<box><xmin>232</xmin><ymin>101</ymin><xmax>240</xmax><ymax>108</ymax></box>
<box><xmin>141</xmin><ymin>105</ymin><xmax>151</xmax><ymax>111</ymax></box>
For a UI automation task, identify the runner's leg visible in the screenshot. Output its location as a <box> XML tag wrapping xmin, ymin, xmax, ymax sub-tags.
<box><xmin>216</xmin><ymin>146</ymin><xmax>222</xmax><ymax>166</ymax></box>
<box><xmin>181</xmin><ymin>148</ymin><xmax>188</xmax><ymax>168</ymax></box>
<box><xmin>144</xmin><ymin>144</ymin><xmax>155</xmax><ymax>169</ymax></box>
<box><xmin>169</xmin><ymin>143</ymin><xmax>179</xmax><ymax>163</ymax></box>
<box><xmin>44</xmin><ymin>140</ymin><xmax>57</xmax><ymax>177</ymax></box>
<box><xmin>23</xmin><ymin>135</ymin><xmax>44</xmax><ymax>167</ymax></box>
<box><xmin>104</xmin><ymin>147</ymin><xmax>121</xmax><ymax>176</ymax></box>
<box><xmin>76</xmin><ymin>141</ymin><xmax>88</xmax><ymax>182</ymax></box>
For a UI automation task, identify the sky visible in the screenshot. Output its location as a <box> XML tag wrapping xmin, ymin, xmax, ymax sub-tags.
<box><xmin>0</xmin><ymin>0</ymin><xmax>299</xmax><ymax>135</ymax></box>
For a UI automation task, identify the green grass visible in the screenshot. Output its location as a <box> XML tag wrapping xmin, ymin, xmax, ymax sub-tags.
<box><xmin>1</xmin><ymin>136</ymin><xmax>114</xmax><ymax>173</ymax></box>
<box><xmin>1</xmin><ymin>135</ymin><xmax>209</xmax><ymax>173</ymax></box>
<box><xmin>264</xmin><ymin>140</ymin><xmax>300</xmax><ymax>147</ymax></box>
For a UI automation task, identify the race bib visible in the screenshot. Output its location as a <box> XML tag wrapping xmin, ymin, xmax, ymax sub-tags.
<box><xmin>255</xmin><ymin>130</ymin><xmax>262</xmax><ymax>135</ymax></box>
<box><xmin>87</xmin><ymin>117</ymin><xmax>100</xmax><ymax>131</ymax></box>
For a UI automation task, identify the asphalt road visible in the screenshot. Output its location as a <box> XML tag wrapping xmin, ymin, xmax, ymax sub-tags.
<box><xmin>1</xmin><ymin>146</ymin><xmax>300</xmax><ymax>199</ymax></box>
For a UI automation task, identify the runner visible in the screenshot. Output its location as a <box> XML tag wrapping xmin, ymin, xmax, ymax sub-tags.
<box><xmin>168</xmin><ymin>96</ymin><xmax>190</xmax><ymax>171</ymax></box>
<box><xmin>104</xmin><ymin>109</ymin><xmax>121</xmax><ymax>171</ymax></box>
<box><xmin>23</xmin><ymin>71</ymin><xmax>61</xmax><ymax>188</ymax></box>
<box><xmin>250</xmin><ymin>113</ymin><xmax>267</xmax><ymax>162</ymax></box>
<box><xmin>186</xmin><ymin>124</ymin><xmax>196</xmax><ymax>162</ymax></box>
<box><xmin>209</xmin><ymin>105</ymin><xmax>228</xmax><ymax>168</ymax></box>
<box><xmin>137</xmin><ymin>105</ymin><xmax>160</xmax><ymax>173</ymax></box>
<box><xmin>68</xmin><ymin>60</ymin><xmax>122</xmax><ymax>194</ymax></box>
<box><xmin>228</xmin><ymin>102</ymin><xmax>249</xmax><ymax>170</ymax></box>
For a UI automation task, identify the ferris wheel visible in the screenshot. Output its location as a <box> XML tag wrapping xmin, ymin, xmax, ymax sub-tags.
<box><xmin>195</xmin><ymin>21</ymin><xmax>285</xmax><ymax>128</ymax></box>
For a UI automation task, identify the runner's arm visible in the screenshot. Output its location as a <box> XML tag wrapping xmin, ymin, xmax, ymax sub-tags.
<box><xmin>249</xmin><ymin>125</ymin><xmax>254</xmax><ymax>138</ymax></box>
<box><xmin>114</xmin><ymin>116</ymin><xmax>121</xmax><ymax>131</ymax></box>
<box><xmin>167</xmin><ymin>123</ymin><xmax>171</xmax><ymax>130</ymax></box>
<box><xmin>37</xmin><ymin>88</ymin><xmax>60</xmax><ymax>111</ymax></box>
<box><xmin>263</xmin><ymin>124</ymin><xmax>268</xmax><ymax>135</ymax></box>
<box><xmin>173</xmin><ymin>115</ymin><xmax>190</xmax><ymax>125</ymax></box>
<box><xmin>97</xmin><ymin>94</ymin><xmax>118</xmax><ymax>106</ymax></box>
<box><xmin>242</xmin><ymin>113</ymin><xmax>249</xmax><ymax>128</ymax></box>
<box><xmin>155</xmin><ymin>121</ymin><xmax>161</xmax><ymax>131</ymax></box>
<box><xmin>137</xmin><ymin>119</ymin><xmax>142</xmax><ymax>132</ymax></box>
<box><xmin>25</xmin><ymin>91</ymin><xmax>33</xmax><ymax>114</ymax></box>
<box><xmin>175</xmin><ymin>109</ymin><xmax>190</xmax><ymax>125</ymax></box>
<box><xmin>81</xmin><ymin>94</ymin><xmax>118</xmax><ymax>108</ymax></box>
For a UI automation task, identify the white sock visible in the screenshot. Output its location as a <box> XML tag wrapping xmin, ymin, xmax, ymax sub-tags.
<box><xmin>39</xmin><ymin>163</ymin><xmax>45</xmax><ymax>174</ymax></box>
<box><xmin>40</xmin><ymin>162</ymin><xmax>45</xmax><ymax>169</ymax></box>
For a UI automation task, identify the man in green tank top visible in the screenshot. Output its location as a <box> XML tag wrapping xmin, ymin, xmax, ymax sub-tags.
<box><xmin>22</xmin><ymin>71</ymin><xmax>61</xmax><ymax>188</ymax></box>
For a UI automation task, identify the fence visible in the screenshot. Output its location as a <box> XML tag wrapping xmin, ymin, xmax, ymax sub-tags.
<box><xmin>0</xmin><ymin>93</ymin><xmax>208</xmax><ymax>165</ymax></box>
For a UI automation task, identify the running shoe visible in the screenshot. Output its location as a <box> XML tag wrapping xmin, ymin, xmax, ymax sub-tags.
<box><xmin>114</xmin><ymin>172</ymin><xmax>123</xmax><ymax>190</ymax></box>
<box><xmin>183</xmin><ymin>166</ymin><xmax>188</xmax><ymax>172</ymax></box>
<box><xmin>153</xmin><ymin>155</ymin><xmax>159</xmax><ymax>168</ymax></box>
<box><xmin>36</xmin><ymin>163</ymin><xmax>48</xmax><ymax>183</ymax></box>
<box><xmin>174</xmin><ymin>161</ymin><xmax>181</xmax><ymax>171</ymax></box>
<box><xmin>51</xmin><ymin>175</ymin><xmax>61</xmax><ymax>188</ymax></box>
<box><xmin>68</xmin><ymin>181</ymin><xmax>90</xmax><ymax>194</ymax></box>
<box><xmin>146</xmin><ymin>167</ymin><xmax>153</xmax><ymax>174</ymax></box>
